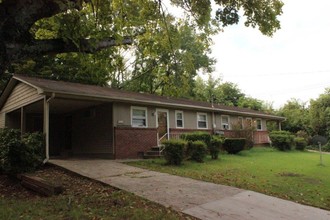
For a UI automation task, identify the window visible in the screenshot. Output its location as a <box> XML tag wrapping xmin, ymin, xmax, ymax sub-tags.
<box><xmin>256</xmin><ymin>119</ymin><xmax>262</xmax><ymax>130</ymax></box>
<box><xmin>175</xmin><ymin>111</ymin><xmax>184</xmax><ymax>128</ymax></box>
<box><xmin>246</xmin><ymin>118</ymin><xmax>252</xmax><ymax>127</ymax></box>
<box><xmin>197</xmin><ymin>113</ymin><xmax>208</xmax><ymax>129</ymax></box>
<box><xmin>131</xmin><ymin>107</ymin><xmax>147</xmax><ymax>127</ymax></box>
<box><xmin>238</xmin><ymin>117</ymin><xmax>243</xmax><ymax>129</ymax></box>
<box><xmin>221</xmin><ymin>115</ymin><xmax>230</xmax><ymax>130</ymax></box>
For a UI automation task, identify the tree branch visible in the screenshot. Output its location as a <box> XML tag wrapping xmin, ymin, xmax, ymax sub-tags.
<box><xmin>5</xmin><ymin>37</ymin><xmax>134</xmax><ymax>61</ymax></box>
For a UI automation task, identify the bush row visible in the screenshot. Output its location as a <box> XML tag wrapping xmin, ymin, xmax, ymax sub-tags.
<box><xmin>0</xmin><ymin>128</ymin><xmax>45</xmax><ymax>174</ymax></box>
<box><xmin>269</xmin><ymin>131</ymin><xmax>307</xmax><ymax>151</ymax></box>
<box><xmin>163</xmin><ymin>132</ymin><xmax>248</xmax><ymax>165</ymax></box>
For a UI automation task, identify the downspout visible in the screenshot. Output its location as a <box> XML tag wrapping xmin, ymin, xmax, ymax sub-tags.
<box><xmin>43</xmin><ymin>93</ymin><xmax>55</xmax><ymax>164</ymax></box>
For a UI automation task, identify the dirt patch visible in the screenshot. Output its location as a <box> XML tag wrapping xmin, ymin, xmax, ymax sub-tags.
<box><xmin>1</xmin><ymin>165</ymin><xmax>195</xmax><ymax>219</ymax></box>
<box><xmin>278</xmin><ymin>172</ymin><xmax>304</xmax><ymax>177</ymax></box>
<box><xmin>303</xmin><ymin>177</ymin><xmax>322</xmax><ymax>185</ymax></box>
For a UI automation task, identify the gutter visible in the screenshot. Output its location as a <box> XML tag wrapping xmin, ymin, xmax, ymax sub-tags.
<box><xmin>43</xmin><ymin>93</ymin><xmax>55</xmax><ymax>164</ymax></box>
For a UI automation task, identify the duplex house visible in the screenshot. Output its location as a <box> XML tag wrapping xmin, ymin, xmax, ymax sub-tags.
<box><xmin>0</xmin><ymin>75</ymin><xmax>285</xmax><ymax>159</ymax></box>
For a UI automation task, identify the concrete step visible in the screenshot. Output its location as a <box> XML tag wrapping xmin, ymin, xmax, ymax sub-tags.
<box><xmin>143</xmin><ymin>154</ymin><xmax>163</xmax><ymax>159</ymax></box>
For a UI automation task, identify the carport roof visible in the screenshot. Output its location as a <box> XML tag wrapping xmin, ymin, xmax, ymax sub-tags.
<box><xmin>1</xmin><ymin>74</ymin><xmax>285</xmax><ymax>121</ymax></box>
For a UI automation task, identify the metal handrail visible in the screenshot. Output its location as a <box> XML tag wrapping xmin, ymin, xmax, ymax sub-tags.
<box><xmin>158</xmin><ymin>133</ymin><xmax>167</xmax><ymax>156</ymax></box>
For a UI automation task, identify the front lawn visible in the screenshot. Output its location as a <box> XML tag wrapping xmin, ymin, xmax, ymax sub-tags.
<box><xmin>128</xmin><ymin>147</ymin><xmax>330</xmax><ymax>210</ymax></box>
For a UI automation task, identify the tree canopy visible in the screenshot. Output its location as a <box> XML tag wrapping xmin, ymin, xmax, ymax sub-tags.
<box><xmin>0</xmin><ymin>0</ymin><xmax>284</xmax><ymax>77</ymax></box>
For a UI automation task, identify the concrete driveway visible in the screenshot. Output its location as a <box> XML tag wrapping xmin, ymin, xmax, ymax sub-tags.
<box><xmin>50</xmin><ymin>159</ymin><xmax>330</xmax><ymax>220</ymax></box>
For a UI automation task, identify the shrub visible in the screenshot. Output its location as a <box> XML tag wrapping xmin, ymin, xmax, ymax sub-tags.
<box><xmin>0</xmin><ymin>128</ymin><xmax>44</xmax><ymax>174</ymax></box>
<box><xmin>294</xmin><ymin>137</ymin><xmax>307</xmax><ymax>151</ymax></box>
<box><xmin>223</xmin><ymin>138</ymin><xmax>246</xmax><ymax>154</ymax></box>
<box><xmin>296</xmin><ymin>130</ymin><xmax>311</xmax><ymax>144</ymax></box>
<box><xmin>187</xmin><ymin>141</ymin><xmax>208</xmax><ymax>162</ymax></box>
<box><xmin>231</xmin><ymin>121</ymin><xmax>255</xmax><ymax>150</ymax></box>
<box><xmin>269</xmin><ymin>131</ymin><xmax>295</xmax><ymax>151</ymax></box>
<box><xmin>209</xmin><ymin>136</ymin><xmax>224</xmax><ymax>159</ymax></box>
<box><xmin>0</xmin><ymin>128</ymin><xmax>21</xmax><ymax>173</ymax></box>
<box><xmin>180</xmin><ymin>132</ymin><xmax>211</xmax><ymax>146</ymax></box>
<box><xmin>163</xmin><ymin>139</ymin><xmax>186</xmax><ymax>165</ymax></box>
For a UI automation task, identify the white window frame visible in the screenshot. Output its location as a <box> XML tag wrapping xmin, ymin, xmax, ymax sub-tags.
<box><xmin>238</xmin><ymin>117</ymin><xmax>244</xmax><ymax>129</ymax></box>
<box><xmin>175</xmin><ymin>110</ymin><xmax>184</xmax><ymax>128</ymax></box>
<box><xmin>131</xmin><ymin>106</ymin><xmax>148</xmax><ymax>128</ymax></box>
<box><xmin>197</xmin><ymin>112</ymin><xmax>208</xmax><ymax>129</ymax></box>
<box><xmin>256</xmin><ymin>119</ymin><xmax>262</xmax><ymax>131</ymax></box>
<box><xmin>221</xmin><ymin>115</ymin><xmax>230</xmax><ymax>130</ymax></box>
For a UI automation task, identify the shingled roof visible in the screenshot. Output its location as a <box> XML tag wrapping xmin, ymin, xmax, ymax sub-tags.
<box><xmin>1</xmin><ymin>74</ymin><xmax>285</xmax><ymax>121</ymax></box>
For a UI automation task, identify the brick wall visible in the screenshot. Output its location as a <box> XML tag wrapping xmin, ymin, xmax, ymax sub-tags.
<box><xmin>114</xmin><ymin>127</ymin><xmax>158</xmax><ymax>159</ymax></box>
<box><xmin>219</xmin><ymin>130</ymin><xmax>270</xmax><ymax>144</ymax></box>
<box><xmin>169</xmin><ymin>128</ymin><xmax>212</xmax><ymax>139</ymax></box>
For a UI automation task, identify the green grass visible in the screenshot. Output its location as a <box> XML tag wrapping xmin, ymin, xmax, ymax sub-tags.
<box><xmin>128</xmin><ymin>147</ymin><xmax>330</xmax><ymax>210</ymax></box>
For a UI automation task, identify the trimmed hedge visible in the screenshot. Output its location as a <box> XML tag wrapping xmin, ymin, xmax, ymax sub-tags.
<box><xmin>269</xmin><ymin>131</ymin><xmax>295</xmax><ymax>151</ymax></box>
<box><xmin>223</xmin><ymin>138</ymin><xmax>246</xmax><ymax>154</ymax></box>
<box><xmin>180</xmin><ymin>132</ymin><xmax>211</xmax><ymax>146</ymax></box>
<box><xmin>187</xmin><ymin>141</ymin><xmax>208</xmax><ymax>162</ymax></box>
<box><xmin>294</xmin><ymin>137</ymin><xmax>307</xmax><ymax>151</ymax></box>
<box><xmin>209</xmin><ymin>136</ymin><xmax>224</xmax><ymax>159</ymax></box>
<box><xmin>0</xmin><ymin>128</ymin><xmax>45</xmax><ymax>174</ymax></box>
<box><xmin>163</xmin><ymin>139</ymin><xmax>187</xmax><ymax>165</ymax></box>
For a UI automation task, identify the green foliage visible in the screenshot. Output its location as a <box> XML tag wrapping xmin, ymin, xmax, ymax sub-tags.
<box><xmin>186</xmin><ymin>141</ymin><xmax>208</xmax><ymax>163</ymax></box>
<box><xmin>269</xmin><ymin>131</ymin><xmax>295</xmax><ymax>151</ymax></box>
<box><xmin>296</xmin><ymin>130</ymin><xmax>311</xmax><ymax>144</ymax></box>
<box><xmin>237</xmin><ymin>96</ymin><xmax>264</xmax><ymax>111</ymax></box>
<box><xmin>209</xmin><ymin>136</ymin><xmax>224</xmax><ymax>159</ymax></box>
<box><xmin>180</xmin><ymin>132</ymin><xmax>212</xmax><ymax>146</ymax></box>
<box><xmin>223</xmin><ymin>138</ymin><xmax>246</xmax><ymax>154</ymax></box>
<box><xmin>163</xmin><ymin>139</ymin><xmax>187</xmax><ymax>165</ymax></box>
<box><xmin>278</xmin><ymin>99</ymin><xmax>309</xmax><ymax>134</ymax></box>
<box><xmin>0</xmin><ymin>128</ymin><xmax>44</xmax><ymax>174</ymax></box>
<box><xmin>231</xmin><ymin>121</ymin><xmax>255</xmax><ymax>150</ymax></box>
<box><xmin>294</xmin><ymin>137</ymin><xmax>307</xmax><ymax>151</ymax></box>
<box><xmin>309</xmin><ymin>88</ymin><xmax>330</xmax><ymax>138</ymax></box>
<box><xmin>193</xmin><ymin>76</ymin><xmax>264</xmax><ymax>110</ymax></box>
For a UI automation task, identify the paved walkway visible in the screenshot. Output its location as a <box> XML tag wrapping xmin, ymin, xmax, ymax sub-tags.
<box><xmin>49</xmin><ymin>159</ymin><xmax>330</xmax><ymax>220</ymax></box>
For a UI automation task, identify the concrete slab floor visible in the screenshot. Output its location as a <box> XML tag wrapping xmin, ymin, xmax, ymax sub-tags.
<box><xmin>50</xmin><ymin>159</ymin><xmax>330</xmax><ymax>220</ymax></box>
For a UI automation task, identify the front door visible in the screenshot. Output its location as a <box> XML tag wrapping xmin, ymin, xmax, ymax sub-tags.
<box><xmin>157</xmin><ymin>110</ymin><xmax>169</xmax><ymax>142</ymax></box>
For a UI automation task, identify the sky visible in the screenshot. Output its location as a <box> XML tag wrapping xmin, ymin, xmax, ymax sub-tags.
<box><xmin>210</xmin><ymin>0</ymin><xmax>330</xmax><ymax>109</ymax></box>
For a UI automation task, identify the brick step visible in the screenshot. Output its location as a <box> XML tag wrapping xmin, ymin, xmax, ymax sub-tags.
<box><xmin>150</xmin><ymin>145</ymin><xmax>165</xmax><ymax>151</ymax></box>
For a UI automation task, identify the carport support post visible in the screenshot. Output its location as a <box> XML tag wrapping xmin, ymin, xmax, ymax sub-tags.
<box><xmin>43</xmin><ymin>97</ymin><xmax>50</xmax><ymax>161</ymax></box>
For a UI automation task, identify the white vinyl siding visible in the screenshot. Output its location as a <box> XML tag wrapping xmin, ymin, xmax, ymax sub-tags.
<box><xmin>0</xmin><ymin>83</ymin><xmax>43</xmax><ymax>128</ymax></box>
<box><xmin>131</xmin><ymin>107</ymin><xmax>147</xmax><ymax>127</ymax></box>
<box><xmin>197</xmin><ymin>112</ymin><xmax>208</xmax><ymax>129</ymax></box>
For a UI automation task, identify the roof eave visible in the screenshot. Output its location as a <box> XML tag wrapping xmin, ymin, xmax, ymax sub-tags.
<box><xmin>41</xmin><ymin>90</ymin><xmax>285</xmax><ymax>121</ymax></box>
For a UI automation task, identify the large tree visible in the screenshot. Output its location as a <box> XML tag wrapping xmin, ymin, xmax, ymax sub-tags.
<box><xmin>309</xmin><ymin>88</ymin><xmax>330</xmax><ymax>138</ymax></box>
<box><xmin>278</xmin><ymin>99</ymin><xmax>309</xmax><ymax>134</ymax></box>
<box><xmin>0</xmin><ymin>0</ymin><xmax>283</xmax><ymax>78</ymax></box>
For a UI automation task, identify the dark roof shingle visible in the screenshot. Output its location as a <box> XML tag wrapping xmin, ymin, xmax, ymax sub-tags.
<box><xmin>13</xmin><ymin>74</ymin><xmax>284</xmax><ymax>120</ymax></box>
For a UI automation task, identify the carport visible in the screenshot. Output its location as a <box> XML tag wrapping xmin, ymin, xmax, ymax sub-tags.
<box><xmin>0</xmin><ymin>76</ymin><xmax>114</xmax><ymax>160</ymax></box>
